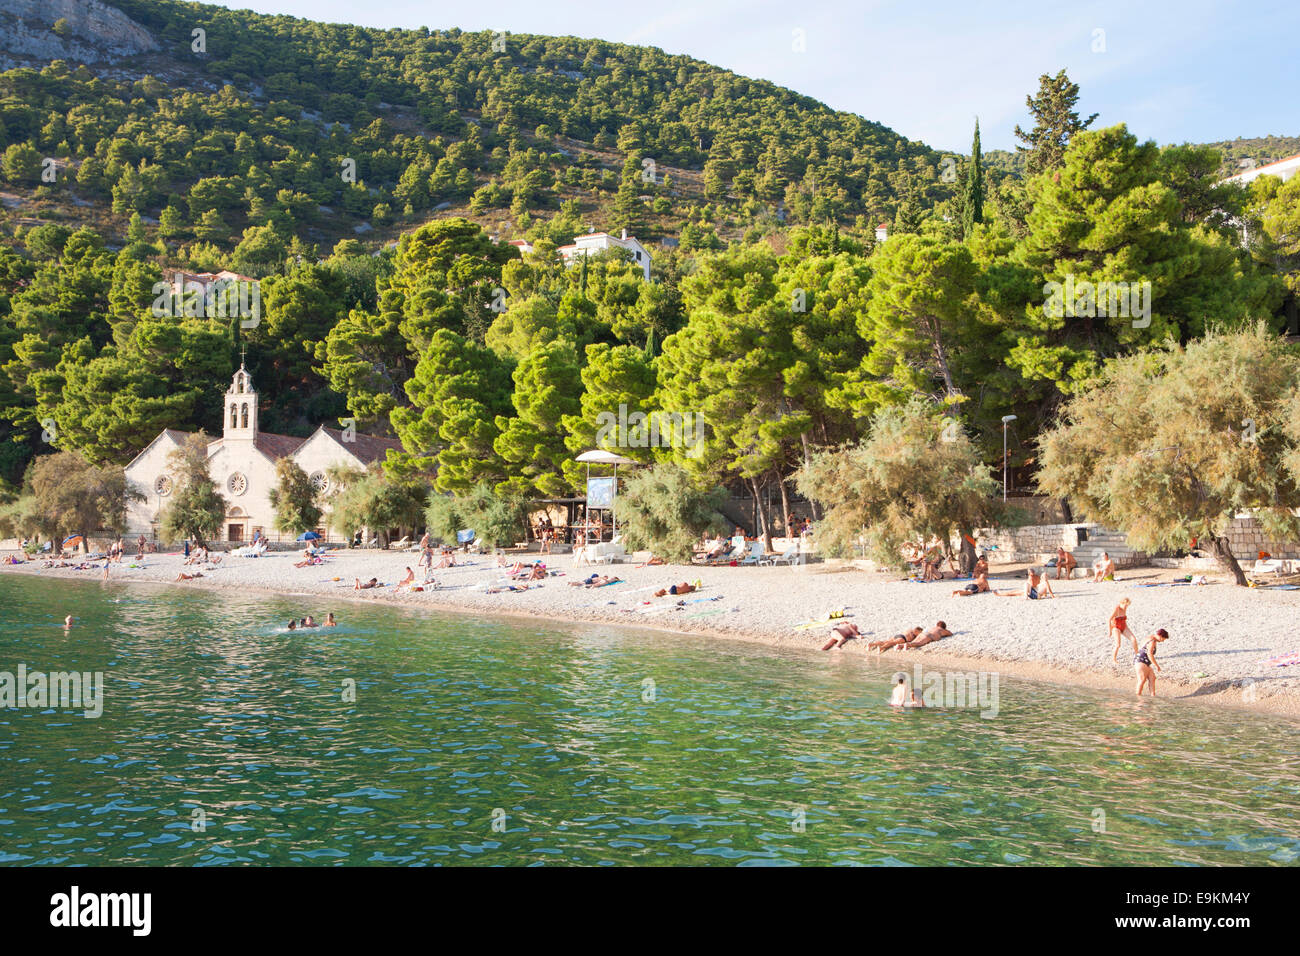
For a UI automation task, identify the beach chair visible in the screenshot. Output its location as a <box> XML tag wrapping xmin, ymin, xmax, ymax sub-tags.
<box><xmin>739</xmin><ymin>540</ymin><xmax>766</xmax><ymax>565</ymax></box>
<box><xmin>389</xmin><ymin>536</ymin><xmax>411</xmax><ymax>550</ymax></box>
<box><xmin>764</xmin><ymin>544</ymin><xmax>800</xmax><ymax>566</ymax></box>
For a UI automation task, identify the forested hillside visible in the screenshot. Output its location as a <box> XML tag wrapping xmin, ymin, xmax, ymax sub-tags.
<box><xmin>0</xmin><ymin>0</ymin><xmax>957</xmax><ymax>257</ymax></box>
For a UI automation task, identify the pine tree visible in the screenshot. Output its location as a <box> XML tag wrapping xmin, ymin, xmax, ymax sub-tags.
<box><xmin>1014</xmin><ymin>70</ymin><xmax>1098</xmax><ymax>176</ymax></box>
<box><xmin>962</xmin><ymin>118</ymin><xmax>984</xmax><ymax>239</ymax></box>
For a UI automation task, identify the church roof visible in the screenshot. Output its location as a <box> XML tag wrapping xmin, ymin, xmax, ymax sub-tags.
<box><xmin>123</xmin><ymin>427</ymin><xmax>195</xmax><ymax>471</ymax></box>
<box><xmin>317</xmin><ymin>426</ymin><xmax>403</xmax><ymax>465</ymax></box>
<box><xmin>254</xmin><ymin>431</ymin><xmax>307</xmax><ymax>460</ymax></box>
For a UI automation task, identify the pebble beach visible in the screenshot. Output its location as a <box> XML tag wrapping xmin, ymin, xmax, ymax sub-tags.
<box><xmin>6</xmin><ymin>545</ymin><xmax>1300</xmax><ymax>718</ymax></box>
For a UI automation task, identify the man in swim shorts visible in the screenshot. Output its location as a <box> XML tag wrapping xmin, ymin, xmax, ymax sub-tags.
<box><xmin>868</xmin><ymin>627</ymin><xmax>923</xmax><ymax>653</ymax></box>
<box><xmin>952</xmin><ymin>572</ymin><xmax>990</xmax><ymax>596</ymax></box>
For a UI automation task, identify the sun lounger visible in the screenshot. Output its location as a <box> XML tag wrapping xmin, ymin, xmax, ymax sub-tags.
<box><xmin>764</xmin><ymin>545</ymin><xmax>800</xmax><ymax>566</ymax></box>
<box><xmin>739</xmin><ymin>540</ymin><xmax>766</xmax><ymax>565</ymax></box>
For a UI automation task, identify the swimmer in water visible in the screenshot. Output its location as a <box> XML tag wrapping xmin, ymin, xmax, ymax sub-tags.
<box><xmin>63</xmin><ymin>615</ymin><xmax>73</xmax><ymax>629</ymax></box>
<box><xmin>303</xmin><ymin>615</ymin><xmax>317</xmax><ymax>627</ymax></box>
<box><xmin>889</xmin><ymin>676</ymin><xmax>923</xmax><ymax>707</ymax></box>
<box><xmin>288</xmin><ymin>620</ymin><xmax>297</xmax><ymax>630</ymax></box>
<box><xmin>324</xmin><ymin>613</ymin><xmax>336</xmax><ymax>627</ymax></box>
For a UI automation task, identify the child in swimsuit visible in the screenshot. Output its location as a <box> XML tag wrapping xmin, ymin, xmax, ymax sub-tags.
<box><xmin>1133</xmin><ymin>628</ymin><xmax>1168</xmax><ymax>696</ymax></box>
<box><xmin>1110</xmin><ymin>598</ymin><xmax>1135</xmax><ymax>663</ymax></box>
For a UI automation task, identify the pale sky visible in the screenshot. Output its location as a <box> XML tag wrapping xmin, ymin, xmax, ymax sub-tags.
<box><xmin>202</xmin><ymin>0</ymin><xmax>1299</xmax><ymax>153</ymax></box>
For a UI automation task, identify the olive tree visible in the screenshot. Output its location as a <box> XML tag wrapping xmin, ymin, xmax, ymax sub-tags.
<box><xmin>1036</xmin><ymin>325</ymin><xmax>1300</xmax><ymax>585</ymax></box>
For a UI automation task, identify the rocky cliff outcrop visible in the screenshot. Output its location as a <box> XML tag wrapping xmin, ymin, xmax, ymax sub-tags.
<box><xmin>0</xmin><ymin>0</ymin><xmax>158</xmax><ymax>65</ymax></box>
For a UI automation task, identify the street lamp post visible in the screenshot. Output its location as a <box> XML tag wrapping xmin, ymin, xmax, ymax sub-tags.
<box><xmin>1001</xmin><ymin>415</ymin><xmax>1017</xmax><ymax>502</ymax></box>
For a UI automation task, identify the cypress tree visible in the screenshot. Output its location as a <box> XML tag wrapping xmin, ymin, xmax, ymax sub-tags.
<box><xmin>962</xmin><ymin>118</ymin><xmax>984</xmax><ymax>239</ymax></box>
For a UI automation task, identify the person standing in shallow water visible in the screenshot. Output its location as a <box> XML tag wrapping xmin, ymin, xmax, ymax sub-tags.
<box><xmin>1133</xmin><ymin>629</ymin><xmax>1168</xmax><ymax>696</ymax></box>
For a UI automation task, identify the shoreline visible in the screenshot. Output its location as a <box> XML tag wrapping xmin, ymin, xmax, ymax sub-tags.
<box><xmin>3</xmin><ymin>549</ymin><xmax>1298</xmax><ymax>720</ymax></box>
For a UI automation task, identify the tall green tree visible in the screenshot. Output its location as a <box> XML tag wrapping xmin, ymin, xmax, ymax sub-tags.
<box><xmin>1014</xmin><ymin>69</ymin><xmax>1097</xmax><ymax>176</ymax></box>
<box><xmin>797</xmin><ymin>398</ymin><xmax>1005</xmax><ymax>568</ymax></box>
<box><xmin>1036</xmin><ymin>326</ymin><xmax>1300</xmax><ymax>586</ymax></box>
<box><xmin>389</xmin><ymin>328</ymin><xmax>512</xmax><ymax>489</ymax></box>
<box><xmin>493</xmin><ymin>340</ymin><xmax>583</xmax><ymax>497</ymax></box>
<box><xmin>962</xmin><ymin>118</ymin><xmax>984</xmax><ymax>239</ymax></box>
<box><xmin>268</xmin><ymin>458</ymin><xmax>323</xmax><ymax>534</ymax></box>
<box><xmin>160</xmin><ymin>433</ymin><xmax>226</xmax><ymax>546</ymax></box>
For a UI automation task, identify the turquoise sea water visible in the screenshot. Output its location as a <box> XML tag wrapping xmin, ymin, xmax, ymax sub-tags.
<box><xmin>0</xmin><ymin>574</ymin><xmax>1297</xmax><ymax>866</ymax></box>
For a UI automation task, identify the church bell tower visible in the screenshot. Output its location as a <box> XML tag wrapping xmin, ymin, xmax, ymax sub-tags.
<box><xmin>224</xmin><ymin>357</ymin><xmax>258</xmax><ymax>442</ymax></box>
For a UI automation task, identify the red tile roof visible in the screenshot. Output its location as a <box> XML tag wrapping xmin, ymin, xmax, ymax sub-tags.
<box><xmin>254</xmin><ymin>432</ymin><xmax>307</xmax><ymax>460</ymax></box>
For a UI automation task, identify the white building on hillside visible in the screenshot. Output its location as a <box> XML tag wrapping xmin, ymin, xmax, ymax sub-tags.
<box><xmin>1219</xmin><ymin>152</ymin><xmax>1300</xmax><ymax>186</ymax></box>
<box><xmin>558</xmin><ymin>229</ymin><xmax>653</xmax><ymax>280</ymax></box>
<box><xmin>124</xmin><ymin>363</ymin><xmax>402</xmax><ymax>543</ymax></box>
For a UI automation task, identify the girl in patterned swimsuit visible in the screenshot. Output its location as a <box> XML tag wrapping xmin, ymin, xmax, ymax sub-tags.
<box><xmin>1133</xmin><ymin>628</ymin><xmax>1168</xmax><ymax>697</ymax></box>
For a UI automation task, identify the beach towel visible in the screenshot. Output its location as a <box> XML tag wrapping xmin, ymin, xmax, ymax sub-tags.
<box><xmin>1264</xmin><ymin>652</ymin><xmax>1300</xmax><ymax>667</ymax></box>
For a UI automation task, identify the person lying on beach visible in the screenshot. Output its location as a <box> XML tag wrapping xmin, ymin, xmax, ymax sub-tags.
<box><xmin>637</xmin><ymin>555</ymin><xmax>665</xmax><ymax>567</ymax></box>
<box><xmin>354</xmin><ymin>577</ymin><xmax>381</xmax><ymax>590</ymax></box>
<box><xmin>1055</xmin><ymin>548</ymin><xmax>1077</xmax><ymax>579</ymax></box>
<box><xmin>868</xmin><ymin>627</ymin><xmax>923</xmax><ymax>653</ymax></box>
<box><xmin>293</xmin><ymin>556</ymin><xmax>323</xmax><ymax>568</ymax></box>
<box><xmin>996</xmin><ymin>567</ymin><xmax>1054</xmax><ymax>599</ymax></box>
<box><xmin>1133</xmin><ymin>628</ymin><xmax>1168</xmax><ymax>696</ymax></box>
<box><xmin>324</xmin><ymin>613</ymin><xmax>337</xmax><ymax>626</ymax></box>
<box><xmin>952</xmin><ymin>572</ymin><xmax>990</xmax><ymax>596</ymax></box>
<box><xmin>654</xmin><ymin>582</ymin><xmax>698</xmax><ymax>597</ymax></box>
<box><xmin>903</xmin><ymin>621</ymin><xmax>953</xmax><ymax>649</ymax></box>
<box><xmin>175</xmin><ymin>571</ymin><xmax>203</xmax><ymax>581</ymax></box>
<box><xmin>569</xmin><ymin>573</ymin><xmax>622</xmax><ymax>588</ymax></box>
<box><xmin>1109</xmin><ymin>597</ymin><xmax>1136</xmax><ymax>663</ymax></box>
<box><xmin>434</xmin><ymin>550</ymin><xmax>457</xmax><ymax>569</ymax></box>
<box><xmin>1092</xmin><ymin>552</ymin><xmax>1116</xmax><ymax>583</ymax></box>
<box><xmin>485</xmin><ymin>583</ymin><xmax>531</xmax><ymax>593</ymax></box>
<box><xmin>821</xmin><ymin>622</ymin><xmax>862</xmax><ymax>650</ymax></box>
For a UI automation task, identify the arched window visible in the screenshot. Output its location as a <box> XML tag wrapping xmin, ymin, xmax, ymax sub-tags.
<box><xmin>230</xmin><ymin>404</ymin><xmax>238</xmax><ymax>428</ymax></box>
<box><xmin>240</xmin><ymin>403</ymin><xmax>249</xmax><ymax>428</ymax></box>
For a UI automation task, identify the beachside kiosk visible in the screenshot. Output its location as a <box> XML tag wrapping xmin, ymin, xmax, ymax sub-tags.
<box><xmin>574</xmin><ymin>449</ymin><xmax>637</xmax><ymax>543</ymax></box>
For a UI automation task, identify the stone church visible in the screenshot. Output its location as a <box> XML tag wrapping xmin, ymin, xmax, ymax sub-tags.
<box><xmin>124</xmin><ymin>363</ymin><xmax>401</xmax><ymax>542</ymax></box>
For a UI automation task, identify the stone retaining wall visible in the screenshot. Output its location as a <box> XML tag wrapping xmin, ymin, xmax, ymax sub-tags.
<box><xmin>1221</xmin><ymin>516</ymin><xmax>1300</xmax><ymax>560</ymax></box>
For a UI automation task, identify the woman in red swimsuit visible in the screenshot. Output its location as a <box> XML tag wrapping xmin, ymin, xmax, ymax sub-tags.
<box><xmin>1109</xmin><ymin>598</ymin><xmax>1135</xmax><ymax>662</ymax></box>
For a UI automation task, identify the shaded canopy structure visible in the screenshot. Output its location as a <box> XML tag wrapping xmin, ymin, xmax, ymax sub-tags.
<box><xmin>574</xmin><ymin>450</ymin><xmax>638</xmax><ymax>538</ymax></box>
